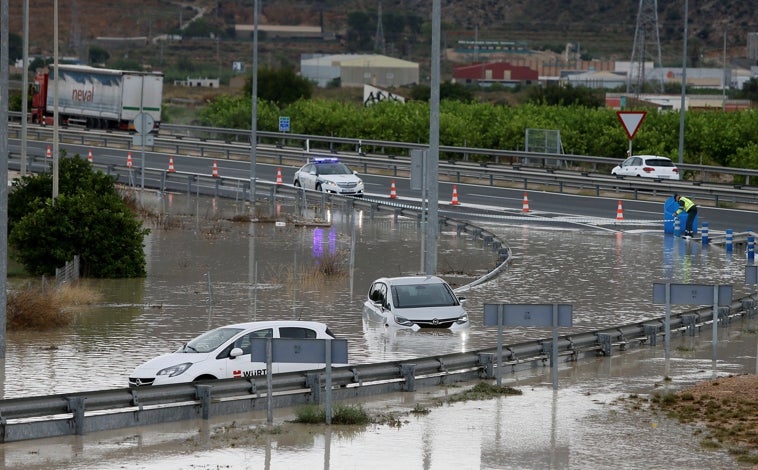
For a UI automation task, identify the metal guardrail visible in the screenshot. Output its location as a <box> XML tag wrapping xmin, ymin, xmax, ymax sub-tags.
<box><xmin>8</xmin><ymin>121</ymin><xmax>758</xmax><ymax>202</ymax></box>
<box><xmin>0</xmin><ymin>297</ymin><xmax>753</xmax><ymax>442</ymax></box>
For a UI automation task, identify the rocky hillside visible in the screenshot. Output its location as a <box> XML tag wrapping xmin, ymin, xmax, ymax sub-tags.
<box><xmin>9</xmin><ymin>0</ymin><xmax>756</xmax><ymax>63</ymax></box>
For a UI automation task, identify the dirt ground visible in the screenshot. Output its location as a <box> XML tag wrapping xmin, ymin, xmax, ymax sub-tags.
<box><xmin>635</xmin><ymin>374</ymin><xmax>758</xmax><ymax>467</ymax></box>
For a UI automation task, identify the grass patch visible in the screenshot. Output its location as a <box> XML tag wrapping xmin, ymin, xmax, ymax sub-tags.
<box><xmin>441</xmin><ymin>381</ymin><xmax>523</xmax><ymax>404</ymax></box>
<box><xmin>7</xmin><ymin>283</ymin><xmax>102</xmax><ymax>330</ymax></box>
<box><xmin>293</xmin><ymin>403</ymin><xmax>370</xmax><ymax>425</ymax></box>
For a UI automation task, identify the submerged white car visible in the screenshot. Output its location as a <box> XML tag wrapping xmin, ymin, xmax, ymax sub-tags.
<box><xmin>128</xmin><ymin>320</ymin><xmax>343</xmax><ymax>387</ymax></box>
<box><xmin>363</xmin><ymin>276</ymin><xmax>469</xmax><ymax>330</ymax></box>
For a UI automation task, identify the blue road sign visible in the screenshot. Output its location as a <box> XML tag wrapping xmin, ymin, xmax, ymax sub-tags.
<box><xmin>279</xmin><ymin>116</ymin><xmax>291</xmax><ymax>132</ymax></box>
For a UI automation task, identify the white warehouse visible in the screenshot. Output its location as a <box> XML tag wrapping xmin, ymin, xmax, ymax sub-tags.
<box><xmin>300</xmin><ymin>54</ymin><xmax>419</xmax><ymax>88</ymax></box>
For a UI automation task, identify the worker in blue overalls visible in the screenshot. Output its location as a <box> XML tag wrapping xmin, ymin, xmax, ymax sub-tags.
<box><xmin>673</xmin><ymin>194</ymin><xmax>698</xmax><ymax>238</ymax></box>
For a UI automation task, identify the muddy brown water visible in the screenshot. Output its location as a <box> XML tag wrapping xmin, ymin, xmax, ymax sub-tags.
<box><xmin>0</xmin><ymin>192</ymin><xmax>754</xmax><ymax>469</ymax></box>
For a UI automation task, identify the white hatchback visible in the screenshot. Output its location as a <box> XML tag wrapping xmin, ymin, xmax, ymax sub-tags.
<box><xmin>363</xmin><ymin>275</ymin><xmax>469</xmax><ymax>330</ymax></box>
<box><xmin>611</xmin><ymin>155</ymin><xmax>680</xmax><ymax>180</ymax></box>
<box><xmin>128</xmin><ymin>320</ymin><xmax>343</xmax><ymax>386</ymax></box>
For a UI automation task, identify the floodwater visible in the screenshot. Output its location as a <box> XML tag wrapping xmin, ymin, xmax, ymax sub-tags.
<box><xmin>1</xmin><ymin>192</ymin><xmax>755</xmax><ymax>469</ymax></box>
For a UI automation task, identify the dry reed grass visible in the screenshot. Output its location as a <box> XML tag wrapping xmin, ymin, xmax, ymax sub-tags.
<box><xmin>7</xmin><ymin>284</ymin><xmax>102</xmax><ymax>330</ymax></box>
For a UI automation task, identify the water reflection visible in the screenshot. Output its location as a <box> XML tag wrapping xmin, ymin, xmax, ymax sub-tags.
<box><xmin>0</xmin><ymin>193</ymin><xmax>751</xmax><ymax>399</ymax></box>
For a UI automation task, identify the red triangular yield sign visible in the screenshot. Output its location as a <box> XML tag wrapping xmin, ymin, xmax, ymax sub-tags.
<box><xmin>616</xmin><ymin>111</ymin><xmax>647</xmax><ymax>140</ymax></box>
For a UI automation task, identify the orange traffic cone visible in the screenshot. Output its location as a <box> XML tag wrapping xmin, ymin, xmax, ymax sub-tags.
<box><xmin>390</xmin><ymin>180</ymin><xmax>397</xmax><ymax>199</ymax></box>
<box><xmin>87</xmin><ymin>149</ymin><xmax>93</xmax><ymax>163</ymax></box>
<box><xmin>126</xmin><ymin>152</ymin><xmax>133</xmax><ymax>168</ymax></box>
<box><xmin>616</xmin><ymin>200</ymin><xmax>624</xmax><ymax>221</ymax></box>
<box><xmin>168</xmin><ymin>156</ymin><xmax>175</xmax><ymax>173</ymax></box>
<box><xmin>276</xmin><ymin>167</ymin><xmax>283</xmax><ymax>185</ymax></box>
<box><xmin>212</xmin><ymin>160</ymin><xmax>219</xmax><ymax>178</ymax></box>
<box><xmin>46</xmin><ymin>146</ymin><xmax>51</xmax><ymax>159</ymax></box>
<box><xmin>451</xmin><ymin>185</ymin><xmax>460</xmax><ymax>205</ymax></box>
<box><xmin>522</xmin><ymin>192</ymin><xmax>530</xmax><ymax>213</ymax></box>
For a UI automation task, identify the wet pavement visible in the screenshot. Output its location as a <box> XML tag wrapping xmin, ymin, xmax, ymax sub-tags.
<box><xmin>0</xmin><ymin>192</ymin><xmax>756</xmax><ymax>468</ymax></box>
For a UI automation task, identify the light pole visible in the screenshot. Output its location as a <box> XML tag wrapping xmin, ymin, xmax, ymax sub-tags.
<box><xmin>677</xmin><ymin>0</ymin><xmax>689</xmax><ymax>165</ymax></box>
<box><xmin>249</xmin><ymin>0</ymin><xmax>259</xmax><ymax>206</ymax></box>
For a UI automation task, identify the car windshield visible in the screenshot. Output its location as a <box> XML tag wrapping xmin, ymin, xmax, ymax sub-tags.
<box><xmin>646</xmin><ymin>159</ymin><xmax>675</xmax><ymax>167</ymax></box>
<box><xmin>182</xmin><ymin>327</ymin><xmax>244</xmax><ymax>353</ymax></box>
<box><xmin>316</xmin><ymin>163</ymin><xmax>352</xmax><ymax>175</ymax></box>
<box><xmin>391</xmin><ymin>283</ymin><xmax>457</xmax><ymax>308</ymax></box>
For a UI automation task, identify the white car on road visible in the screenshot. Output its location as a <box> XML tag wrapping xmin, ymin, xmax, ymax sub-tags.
<box><xmin>363</xmin><ymin>276</ymin><xmax>469</xmax><ymax>330</ymax></box>
<box><xmin>293</xmin><ymin>157</ymin><xmax>364</xmax><ymax>197</ymax></box>
<box><xmin>128</xmin><ymin>320</ymin><xmax>343</xmax><ymax>386</ymax></box>
<box><xmin>611</xmin><ymin>155</ymin><xmax>680</xmax><ymax>180</ymax></box>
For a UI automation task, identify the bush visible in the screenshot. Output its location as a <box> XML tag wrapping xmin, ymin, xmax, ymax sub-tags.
<box><xmin>7</xmin><ymin>284</ymin><xmax>101</xmax><ymax>330</ymax></box>
<box><xmin>8</xmin><ymin>156</ymin><xmax>149</xmax><ymax>278</ymax></box>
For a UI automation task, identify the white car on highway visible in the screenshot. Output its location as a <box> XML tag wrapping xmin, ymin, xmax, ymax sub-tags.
<box><xmin>363</xmin><ymin>276</ymin><xmax>469</xmax><ymax>330</ymax></box>
<box><xmin>611</xmin><ymin>155</ymin><xmax>680</xmax><ymax>180</ymax></box>
<box><xmin>293</xmin><ymin>157</ymin><xmax>364</xmax><ymax>197</ymax></box>
<box><xmin>128</xmin><ymin>320</ymin><xmax>342</xmax><ymax>386</ymax></box>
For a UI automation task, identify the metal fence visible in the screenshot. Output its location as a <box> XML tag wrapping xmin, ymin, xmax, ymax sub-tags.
<box><xmin>55</xmin><ymin>255</ymin><xmax>80</xmax><ymax>287</ymax></box>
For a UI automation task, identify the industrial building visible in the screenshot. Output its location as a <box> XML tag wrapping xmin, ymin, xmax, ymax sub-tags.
<box><xmin>300</xmin><ymin>54</ymin><xmax>419</xmax><ymax>88</ymax></box>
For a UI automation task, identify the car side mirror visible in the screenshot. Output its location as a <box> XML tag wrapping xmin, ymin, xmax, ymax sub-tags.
<box><xmin>458</xmin><ymin>296</ymin><xmax>467</xmax><ymax>304</ymax></box>
<box><xmin>229</xmin><ymin>347</ymin><xmax>244</xmax><ymax>358</ymax></box>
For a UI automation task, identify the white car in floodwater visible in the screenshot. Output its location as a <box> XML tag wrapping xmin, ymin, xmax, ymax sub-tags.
<box><xmin>128</xmin><ymin>320</ymin><xmax>343</xmax><ymax>386</ymax></box>
<box><xmin>363</xmin><ymin>275</ymin><xmax>469</xmax><ymax>331</ymax></box>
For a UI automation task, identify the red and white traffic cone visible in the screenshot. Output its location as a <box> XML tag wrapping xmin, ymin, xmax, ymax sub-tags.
<box><xmin>46</xmin><ymin>146</ymin><xmax>51</xmax><ymax>159</ymax></box>
<box><xmin>212</xmin><ymin>160</ymin><xmax>219</xmax><ymax>178</ymax></box>
<box><xmin>390</xmin><ymin>180</ymin><xmax>397</xmax><ymax>199</ymax></box>
<box><xmin>126</xmin><ymin>152</ymin><xmax>133</xmax><ymax>168</ymax></box>
<box><xmin>522</xmin><ymin>192</ymin><xmax>530</xmax><ymax>213</ymax></box>
<box><xmin>616</xmin><ymin>200</ymin><xmax>624</xmax><ymax>221</ymax></box>
<box><xmin>168</xmin><ymin>156</ymin><xmax>175</xmax><ymax>173</ymax></box>
<box><xmin>451</xmin><ymin>185</ymin><xmax>460</xmax><ymax>205</ymax></box>
<box><xmin>276</xmin><ymin>167</ymin><xmax>283</xmax><ymax>185</ymax></box>
<box><xmin>87</xmin><ymin>149</ymin><xmax>93</xmax><ymax>163</ymax></box>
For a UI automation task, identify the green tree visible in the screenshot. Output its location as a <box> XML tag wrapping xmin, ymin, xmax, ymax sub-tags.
<box><xmin>408</xmin><ymin>82</ymin><xmax>474</xmax><ymax>103</ymax></box>
<box><xmin>8</xmin><ymin>156</ymin><xmax>148</xmax><ymax>278</ymax></box>
<box><xmin>346</xmin><ymin>11</ymin><xmax>373</xmax><ymax>52</ymax></box>
<box><xmin>88</xmin><ymin>46</ymin><xmax>110</xmax><ymax>65</ymax></box>
<box><xmin>249</xmin><ymin>67</ymin><xmax>313</xmax><ymax>106</ymax></box>
<box><xmin>737</xmin><ymin>78</ymin><xmax>758</xmax><ymax>101</ymax></box>
<box><xmin>526</xmin><ymin>83</ymin><xmax>604</xmax><ymax>108</ymax></box>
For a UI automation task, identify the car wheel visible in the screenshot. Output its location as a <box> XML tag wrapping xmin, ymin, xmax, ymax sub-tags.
<box><xmin>194</xmin><ymin>374</ymin><xmax>217</xmax><ymax>382</ymax></box>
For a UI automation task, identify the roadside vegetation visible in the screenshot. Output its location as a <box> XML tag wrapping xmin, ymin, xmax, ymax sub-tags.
<box><xmin>197</xmin><ymin>82</ymin><xmax>758</xmax><ymax>183</ymax></box>
<box><xmin>8</xmin><ymin>155</ymin><xmax>149</xmax><ymax>278</ymax></box>
<box><xmin>293</xmin><ymin>381</ymin><xmax>522</xmax><ymax>426</ymax></box>
<box><xmin>7</xmin><ymin>283</ymin><xmax>101</xmax><ymax>330</ymax></box>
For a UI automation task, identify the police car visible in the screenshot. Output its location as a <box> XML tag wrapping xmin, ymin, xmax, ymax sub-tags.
<box><xmin>128</xmin><ymin>320</ymin><xmax>344</xmax><ymax>386</ymax></box>
<box><xmin>293</xmin><ymin>157</ymin><xmax>364</xmax><ymax>197</ymax></box>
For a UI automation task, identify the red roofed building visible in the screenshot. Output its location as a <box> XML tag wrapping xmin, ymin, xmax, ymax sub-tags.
<box><xmin>453</xmin><ymin>62</ymin><xmax>539</xmax><ymax>86</ymax></box>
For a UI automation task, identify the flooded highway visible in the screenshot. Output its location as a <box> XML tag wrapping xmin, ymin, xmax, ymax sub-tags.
<box><xmin>1</xmin><ymin>192</ymin><xmax>755</xmax><ymax>469</ymax></box>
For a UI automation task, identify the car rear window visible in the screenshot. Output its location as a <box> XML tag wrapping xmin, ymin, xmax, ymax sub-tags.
<box><xmin>279</xmin><ymin>327</ymin><xmax>318</xmax><ymax>339</ymax></box>
<box><xmin>647</xmin><ymin>159</ymin><xmax>674</xmax><ymax>167</ymax></box>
